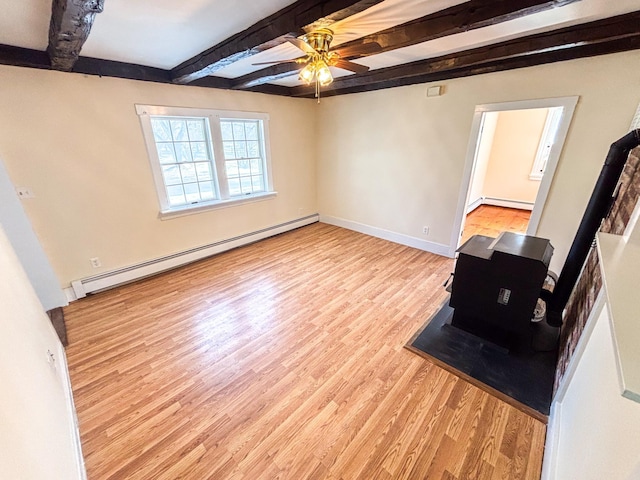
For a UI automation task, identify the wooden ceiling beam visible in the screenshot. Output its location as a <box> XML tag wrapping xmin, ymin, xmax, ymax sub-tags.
<box><xmin>231</xmin><ymin>0</ymin><xmax>580</xmax><ymax>91</ymax></box>
<box><xmin>0</xmin><ymin>44</ymin><xmax>51</xmax><ymax>70</ymax></box>
<box><xmin>332</xmin><ymin>0</ymin><xmax>580</xmax><ymax>57</ymax></box>
<box><xmin>290</xmin><ymin>11</ymin><xmax>640</xmax><ymax>97</ymax></box>
<box><xmin>170</xmin><ymin>0</ymin><xmax>383</xmax><ymax>84</ymax></box>
<box><xmin>47</xmin><ymin>0</ymin><xmax>104</xmax><ymax>71</ymax></box>
<box><xmin>311</xmin><ymin>36</ymin><xmax>640</xmax><ymax>98</ymax></box>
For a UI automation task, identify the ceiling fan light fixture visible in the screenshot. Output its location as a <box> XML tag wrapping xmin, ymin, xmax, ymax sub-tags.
<box><xmin>253</xmin><ymin>27</ymin><xmax>376</xmax><ymax>102</ymax></box>
<box><xmin>316</xmin><ymin>62</ymin><xmax>333</xmax><ymax>86</ymax></box>
<box><xmin>299</xmin><ymin>63</ymin><xmax>315</xmax><ymax>84</ymax></box>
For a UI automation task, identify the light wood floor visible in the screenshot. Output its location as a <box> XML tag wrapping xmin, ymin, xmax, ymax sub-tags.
<box><xmin>462</xmin><ymin>206</ymin><xmax>532</xmax><ymax>244</ymax></box>
<box><xmin>64</xmin><ymin>223</ymin><xmax>546</xmax><ymax>480</ymax></box>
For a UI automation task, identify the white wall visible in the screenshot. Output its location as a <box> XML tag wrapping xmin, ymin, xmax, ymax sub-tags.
<box><xmin>317</xmin><ymin>50</ymin><xmax>640</xmax><ymax>272</ymax></box>
<box><xmin>467</xmin><ymin>111</ymin><xmax>498</xmax><ymax>209</ymax></box>
<box><xmin>0</xmin><ymin>225</ymin><xmax>83</xmax><ymax>479</ymax></box>
<box><xmin>482</xmin><ymin>108</ymin><xmax>547</xmax><ymax>204</ymax></box>
<box><xmin>544</xmin><ymin>303</ymin><xmax>640</xmax><ymax>480</ymax></box>
<box><xmin>0</xmin><ymin>66</ymin><xmax>318</xmax><ymax>287</ymax></box>
<box><xmin>0</xmin><ymin>159</ymin><xmax>66</xmax><ymax>310</ymax></box>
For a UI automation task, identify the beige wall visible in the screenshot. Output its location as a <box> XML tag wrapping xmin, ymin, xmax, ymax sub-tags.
<box><xmin>317</xmin><ymin>50</ymin><xmax>640</xmax><ymax>272</ymax></box>
<box><xmin>2</xmin><ymin>50</ymin><xmax>640</xmax><ymax>288</ymax></box>
<box><xmin>483</xmin><ymin>108</ymin><xmax>548</xmax><ymax>204</ymax></box>
<box><xmin>0</xmin><ymin>66</ymin><xmax>317</xmax><ymax>287</ymax></box>
<box><xmin>468</xmin><ymin>111</ymin><xmax>498</xmax><ymax>208</ymax></box>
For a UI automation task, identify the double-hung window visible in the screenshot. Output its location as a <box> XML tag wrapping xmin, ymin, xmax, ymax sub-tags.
<box><xmin>136</xmin><ymin>105</ymin><xmax>274</xmax><ymax>217</ymax></box>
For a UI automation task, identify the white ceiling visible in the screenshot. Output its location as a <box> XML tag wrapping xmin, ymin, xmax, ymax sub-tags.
<box><xmin>1</xmin><ymin>0</ymin><xmax>638</xmax><ymax>87</ymax></box>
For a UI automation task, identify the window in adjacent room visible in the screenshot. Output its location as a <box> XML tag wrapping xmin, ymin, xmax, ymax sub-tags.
<box><xmin>529</xmin><ymin>106</ymin><xmax>563</xmax><ymax>181</ymax></box>
<box><xmin>136</xmin><ymin>105</ymin><xmax>274</xmax><ymax>217</ymax></box>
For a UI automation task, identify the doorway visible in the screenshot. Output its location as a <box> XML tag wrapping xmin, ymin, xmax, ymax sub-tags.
<box><xmin>449</xmin><ymin>97</ymin><xmax>578</xmax><ymax>255</ymax></box>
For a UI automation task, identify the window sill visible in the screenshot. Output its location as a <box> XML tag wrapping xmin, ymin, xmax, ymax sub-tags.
<box><xmin>158</xmin><ymin>191</ymin><xmax>277</xmax><ymax>220</ymax></box>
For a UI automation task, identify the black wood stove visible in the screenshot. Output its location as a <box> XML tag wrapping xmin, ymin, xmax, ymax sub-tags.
<box><xmin>449</xmin><ymin>232</ymin><xmax>553</xmax><ymax>352</ymax></box>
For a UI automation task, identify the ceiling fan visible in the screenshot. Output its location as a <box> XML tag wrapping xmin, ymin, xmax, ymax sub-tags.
<box><xmin>253</xmin><ymin>28</ymin><xmax>381</xmax><ymax>101</ymax></box>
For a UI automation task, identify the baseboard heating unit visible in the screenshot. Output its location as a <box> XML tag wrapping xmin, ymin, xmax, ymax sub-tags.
<box><xmin>70</xmin><ymin>214</ymin><xmax>319</xmax><ymax>299</ymax></box>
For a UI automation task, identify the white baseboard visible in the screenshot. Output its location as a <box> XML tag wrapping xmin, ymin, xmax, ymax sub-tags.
<box><xmin>466</xmin><ymin>197</ymin><xmax>534</xmax><ymax>213</ymax></box>
<box><xmin>57</xmin><ymin>343</ymin><xmax>87</xmax><ymax>479</ymax></box>
<box><xmin>320</xmin><ymin>215</ymin><xmax>451</xmax><ymax>257</ymax></box>
<box><xmin>466</xmin><ymin>197</ymin><xmax>483</xmax><ymax>213</ymax></box>
<box><xmin>69</xmin><ymin>215</ymin><xmax>319</xmax><ymax>299</ymax></box>
<box><xmin>541</xmin><ymin>401</ymin><xmax>561</xmax><ymax>480</ymax></box>
<box><xmin>483</xmin><ymin>197</ymin><xmax>534</xmax><ymax>211</ymax></box>
<box><xmin>63</xmin><ymin>287</ymin><xmax>78</xmax><ymax>303</ymax></box>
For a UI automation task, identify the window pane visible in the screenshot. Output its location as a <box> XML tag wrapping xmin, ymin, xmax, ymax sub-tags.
<box><xmin>223</xmin><ymin>142</ymin><xmax>235</xmax><ymax>159</ymax></box>
<box><xmin>225</xmin><ymin>160</ymin><xmax>238</xmax><ymax>177</ymax></box>
<box><xmin>156</xmin><ymin>143</ymin><xmax>176</xmax><ymax>164</ymax></box>
<box><xmin>167</xmin><ymin>185</ymin><xmax>186</xmax><ymax>206</ymax></box>
<box><xmin>170</xmin><ymin>120</ymin><xmax>188</xmax><ymax>141</ymax></box>
<box><xmin>252</xmin><ymin>175</ymin><xmax>264</xmax><ymax>192</ymax></box>
<box><xmin>184</xmin><ymin>183</ymin><xmax>200</xmax><ymax>203</ymax></box>
<box><xmin>247</xmin><ymin>141</ymin><xmax>260</xmax><ymax>158</ymax></box>
<box><xmin>195</xmin><ymin>162</ymin><xmax>212</xmax><ymax>181</ymax></box>
<box><xmin>187</xmin><ymin>120</ymin><xmax>205</xmax><ymax>141</ymax></box>
<box><xmin>240</xmin><ymin>176</ymin><xmax>252</xmax><ymax>194</ymax></box>
<box><xmin>220</xmin><ymin>121</ymin><xmax>233</xmax><ymax>141</ymax></box>
<box><xmin>235</xmin><ymin>141</ymin><xmax>247</xmax><ymax>159</ymax></box>
<box><xmin>245</xmin><ymin>122</ymin><xmax>258</xmax><ymax>140</ymax></box>
<box><xmin>151</xmin><ymin>118</ymin><xmax>172</xmax><ymax>142</ymax></box>
<box><xmin>199</xmin><ymin>181</ymin><xmax>214</xmax><ymax>200</ymax></box>
<box><xmin>238</xmin><ymin>159</ymin><xmax>250</xmax><ymax>175</ymax></box>
<box><xmin>161</xmin><ymin>165</ymin><xmax>182</xmax><ymax>185</ymax></box>
<box><xmin>180</xmin><ymin>163</ymin><xmax>197</xmax><ymax>183</ymax></box>
<box><xmin>191</xmin><ymin>142</ymin><xmax>209</xmax><ymax>161</ymax></box>
<box><xmin>228</xmin><ymin>178</ymin><xmax>241</xmax><ymax>196</ymax></box>
<box><xmin>232</xmin><ymin>122</ymin><xmax>246</xmax><ymax>140</ymax></box>
<box><xmin>175</xmin><ymin>142</ymin><xmax>192</xmax><ymax>162</ymax></box>
<box><xmin>249</xmin><ymin>158</ymin><xmax>262</xmax><ymax>174</ymax></box>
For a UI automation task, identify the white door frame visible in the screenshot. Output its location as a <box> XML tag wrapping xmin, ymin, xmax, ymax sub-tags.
<box><xmin>448</xmin><ymin>96</ymin><xmax>579</xmax><ymax>257</ymax></box>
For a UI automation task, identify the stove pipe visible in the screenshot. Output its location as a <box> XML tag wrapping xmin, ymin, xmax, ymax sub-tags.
<box><xmin>546</xmin><ymin>129</ymin><xmax>640</xmax><ymax>327</ymax></box>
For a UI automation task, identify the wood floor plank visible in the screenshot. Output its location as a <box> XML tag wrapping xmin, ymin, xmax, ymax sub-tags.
<box><xmin>64</xmin><ymin>223</ymin><xmax>547</xmax><ymax>479</ymax></box>
<box><xmin>462</xmin><ymin>205</ymin><xmax>532</xmax><ymax>243</ymax></box>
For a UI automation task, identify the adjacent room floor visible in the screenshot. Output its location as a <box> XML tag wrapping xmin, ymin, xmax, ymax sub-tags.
<box><xmin>64</xmin><ymin>223</ymin><xmax>546</xmax><ymax>480</ymax></box>
<box><xmin>462</xmin><ymin>205</ymin><xmax>532</xmax><ymax>244</ymax></box>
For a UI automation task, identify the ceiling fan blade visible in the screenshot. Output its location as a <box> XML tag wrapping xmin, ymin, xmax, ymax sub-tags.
<box><xmin>334</xmin><ymin>59</ymin><xmax>370</xmax><ymax>74</ymax></box>
<box><xmin>332</xmin><ymin>42</ymin><xmax>381</xmax><ymax>58</ymax></box>
<box><xmin>286</xmin><ymin>36</ymin><xmax>316</xmax><ymax>54</ymax></box>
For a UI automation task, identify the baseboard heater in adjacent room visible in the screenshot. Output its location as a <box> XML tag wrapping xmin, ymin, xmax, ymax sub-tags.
<box><xmin>467</xmin><ymin>196</ymin><xmax>534</xmax><ymax>213</ymax></box>
<box><xmin>70</xmin><ymin>215</ymin><xmax>319</xmax><ymax>299</ymax></box>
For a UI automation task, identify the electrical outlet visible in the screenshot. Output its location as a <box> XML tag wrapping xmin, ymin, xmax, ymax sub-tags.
<box><xmin>90</xmin><ymin>257</ymin><xmax>101</xmax><ymax>268</ymax></box>
<box><xmin>422</xmin><ymin>226</ymin><xmax>429</xmax><ymax>235</ymax></box>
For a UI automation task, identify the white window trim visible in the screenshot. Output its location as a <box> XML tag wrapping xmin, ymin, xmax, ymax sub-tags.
<box><xmin>529</xmin><ymin>107</ymin><xmax>563</xmax><ymax>181</ymax></box>
<box><xmin>135</xmin><ymin>104</ymin><xmax>275</xmax><ymax>217</ymax></box>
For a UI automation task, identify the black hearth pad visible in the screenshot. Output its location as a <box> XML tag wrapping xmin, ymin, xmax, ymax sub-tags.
<box><xmin>408</xmin><ymin>301</ymin><xmax>557</xmax><ymax>416</ymax></box>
